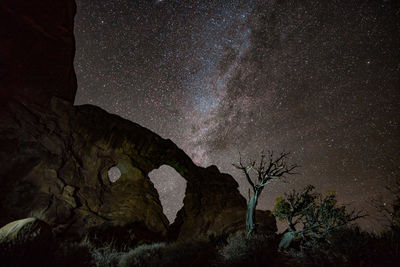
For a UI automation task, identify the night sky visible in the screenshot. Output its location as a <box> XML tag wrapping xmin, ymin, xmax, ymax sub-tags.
<box><xmin>74</xmin><ymin>0</ymin><xmax>399</xmax><ymax>231</ymax></box>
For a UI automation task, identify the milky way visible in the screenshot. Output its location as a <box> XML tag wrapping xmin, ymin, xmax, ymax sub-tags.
<box><xmin>74</xmin><ymin>0</ymin><xmax>399</xmax><ymax>230</ymax></box>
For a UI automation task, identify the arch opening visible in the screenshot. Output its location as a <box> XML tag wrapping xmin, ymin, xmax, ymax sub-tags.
<box><xmin>148</xmin><ymin>165</ymin><xmax>187</xmax><ymax>224</ymax></box>
<box><xmin>108</xmin><ymin>166</ymin><xmax>121</xmax><ymax>183</ymax></box>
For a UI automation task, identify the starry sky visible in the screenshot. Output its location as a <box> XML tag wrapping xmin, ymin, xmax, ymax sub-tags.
<box><xmin>74</xmin><ymin>0</ymin><xmax>399</xmax><ymax>231</ymax></box>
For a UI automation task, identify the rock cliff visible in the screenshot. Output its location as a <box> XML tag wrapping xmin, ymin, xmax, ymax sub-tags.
<box><xmin>0</xmin><ymin>0</ymin><xmax>276</xmax><ymax>244</ymax></box>
<box><xmin>0</xmin><ymin>0</ymin><xmax>77</xmax><ymax>111</ymax></box>
<box><xmin>0</xmin><ymin>218</ymin><xmax>55</xmax><ymax>260</ymax></box>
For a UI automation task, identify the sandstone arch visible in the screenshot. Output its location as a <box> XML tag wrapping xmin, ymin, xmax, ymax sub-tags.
<box><xmin>0</xmin><ymin>98</ymin><xmax>265</xmax><ymax>243</ymax></box>
<box><xmin>0</xmin><ymin>0</ymin><xmax>276</xmax><ymax>245</ymax></box>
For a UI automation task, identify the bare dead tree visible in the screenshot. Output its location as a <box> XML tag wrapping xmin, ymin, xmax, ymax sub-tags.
<box><xmin>233</xmin><ymin>151</ymin><xmax>298</xmax><ymax>238</ymax></box>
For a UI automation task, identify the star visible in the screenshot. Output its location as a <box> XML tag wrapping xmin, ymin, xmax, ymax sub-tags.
<box><xmin>74</xmin><ymin>0</ymin><xmax>400</xmax><ymax>232</ymax></box>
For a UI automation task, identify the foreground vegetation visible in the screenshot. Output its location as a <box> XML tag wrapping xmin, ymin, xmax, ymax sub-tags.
<box><xmin>1</xmin><ymin>224</ymin><xmax>399</xmax><ymax>267</ymax></box>
<box><xmin>1</xmin><ymin>168</ymin><xmax>399</xmax><ymax>266</ymax></box>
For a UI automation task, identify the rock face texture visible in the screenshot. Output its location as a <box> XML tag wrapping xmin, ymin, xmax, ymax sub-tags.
<box><xmin>0</xmin><ymin>0</ymin><xmax>77</xmax><ymax>110</ymax></box>
<box><xmin>0</xmin><ymin>98</ymin><xmax>170</xmax><ymax>243</ymax></box>
<box><xmin>0</xmin><ymin>218</ymin><xmax>53</xmax><ymax>247</ymax></box>
<box><xmin>0</xmin><ymin>218</ymin><xmax>55</xmax><ymax>264</ymax></box>
<box><xmin>0</xmin><ymin>98</ymin><xmax>273</xmax><ymax>243</ymax></box>
<box><xmin>0</xmin><ymin>0</ymin><xmax>276</xmax><ymax>244</ymax></box>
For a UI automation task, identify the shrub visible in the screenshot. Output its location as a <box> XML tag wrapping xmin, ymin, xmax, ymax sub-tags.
<box><xmin>152</xmin><ymin>240</ymin><xmax>220</xmax><ymax>267</ymax></box>
<box><xmin>220</xmin><ymin>231</ymin><xmax>281</xmax><ymax>266</ymax></box>
<box><xmin>53</xmin><ymin>236</ymin><xmax>122</xmax><ymax>267</ymax></box>
<box><xmin>92</xmin><ymin>242</ymin><xmax>122</xmax><ymax>267</ymax></box>
<box><xmin>53</xmin><ymin>240</ymin><xmax>94</xmax><ymax>267</ymax></box>
<box><xmin>118</xmin><ymin>242</ymin><xmax>166</xmax><ymax>267</ymax></box>
<box><xmin>375</xmin><ymin>228</ymin><xmax>400</xmax><ymax>264</ymax></box>
<box><xmin>273</xmin><ymin>185</ymin><xmax>365</xmax><ymax>250</ymax></box>
<box><xmin>220</xmin><ymin>231</ymin><xmax>249</xmax><ymax>262</ymax></box>
<box><xmin>327</xmin><ymin>226</ymin><xmax>376</xmax><ymax>264</ymax></box>
<box><xmin>119</xmin><ymin>240</ymin><xmax>220</xmax><ymax>267</ymax></box>
<box><xmin>281</xmin><ymin>226</ymin><xmax>400</xmax><ymax>266</ymax></box>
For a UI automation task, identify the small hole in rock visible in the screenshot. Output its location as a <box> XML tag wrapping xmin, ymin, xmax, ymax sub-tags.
<box><xmin>108</xmin><ymin>166</ymin><xmax>121</xmax><ymax>183</ymax></box>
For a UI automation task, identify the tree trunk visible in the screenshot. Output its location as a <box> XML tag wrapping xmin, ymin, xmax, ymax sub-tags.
<box><xmin>279</xmin><ymin>231</ymin><xmax>296</xmax><ymax>250</ymax></box>
<box><xmin>246</xmin><ymin>190</ymin><xmax>259</xmax><ymax>238</ymax></box>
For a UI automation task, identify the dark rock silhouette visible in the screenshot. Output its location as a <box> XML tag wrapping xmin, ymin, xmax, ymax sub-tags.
<box><xmin>0</xmin><ymin>0</ymin><xmax>276</xmax><ymax>244</ymax></box>
<box><xmin>0</xmin><ymin>0</ymin><xmax>77</xmax><ymax>111</ymax></box>
<box><xmin>0</xmin><ymin>218</ymin><xmax>55</xmax><ymax>265</ymax></box>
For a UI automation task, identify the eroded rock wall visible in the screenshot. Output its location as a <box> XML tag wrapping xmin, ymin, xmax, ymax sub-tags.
<box><xmin>1</xmin><ymin>98</ymin><xmax>270</xmax><ymax>243</ymax></box>
<box><xmin>0</xmin><ymin>0</ymin><xmax>77</xmax><ymax>111</ymax></box>
<box><xmin>0</xmin><ymin>99</ymin><xmax>170</xmax><ymax>243</ymax></box>
<box><xmin>0</xmin><ymin>0</ymin><xmax>276</xmax><ymax>244</ymax></box>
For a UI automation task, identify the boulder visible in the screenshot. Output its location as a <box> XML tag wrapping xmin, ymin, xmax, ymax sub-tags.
<box><xmin>0</xmin><ymin>218</ymin><xmax>54</xmax><ymax>265</ymax></box>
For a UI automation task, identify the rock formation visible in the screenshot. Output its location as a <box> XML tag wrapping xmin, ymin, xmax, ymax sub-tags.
<box><xmin>0</xmin><ymin>0</ymin><xmax>77</xmax><ymax>111</ymax></box>
<box><xmin>0</xmin><ymin>0</ymin><xmax>276</xmax><ymax>244</ymax></box>
<box><xmin>0</xmin><ymin>218</ymin><xmax>55</xmax><ymax>265</ymax></box>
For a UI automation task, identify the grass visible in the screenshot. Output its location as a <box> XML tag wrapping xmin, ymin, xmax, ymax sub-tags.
<box><xmin>2</xmin><ymin>227</ymin><xmax>400</xmax><ymax>266</ymax></box>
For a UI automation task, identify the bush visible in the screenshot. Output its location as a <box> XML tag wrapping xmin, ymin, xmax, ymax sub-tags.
<box><xmin>281</xmin><ymin>226</ymin><xmax>400</xmax><ymax>266</ymax></box>
<box><xmin>374</xmin><ymin>228</ymin><xmax>400</xmax><ymax>264</ymax></box>
<box><xmin>273</xmin><ymin>185</ymin><xmax>365</xmax><ymax>250</ymax></box>
<box><xmin>118</xmin><ymin>242</ymin><xmax>166</xmax><ymax>267</ymax></box>
<box><xmin>327</xmin><ymin>226</ymin><xmax>376</xmax><ymax>264</ymax></box>
<box><xmin>119</xmin><ymin>240</ymin><xmax>220</xmax><ymax>267</ymax></box>
<box><xmin>53</xmin><ymin>239</ymin><xmax>94</xmax><ymax>267</ymax></box>
<box><xmin>53</xmin><ymin>236</ymin><xmax>122</xmax><ymax>267</ymax></box>
<box><xmin>220</xmin><ymin>231</ymin><xmax>281</xmax><ymax>266</ymax></box>
<box><xmin>153</xmin><ymin>240</ymin><xmax>220</xmax><ymax>267</ymax></box>
<box><xmin>92</xmin><ymin>242</ymin><xmax>123</xmax><ymax>267</ymax></box>
<box><xmin>220</xmin><ymin>231</ymin><xmax>250</xmax><ymax>262</ymax></box>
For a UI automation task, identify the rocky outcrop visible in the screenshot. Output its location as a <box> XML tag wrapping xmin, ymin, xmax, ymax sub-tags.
<box><xmin>0</xmin><ymin>0</ymin><xmax>276</xmax><ymax>244</ymax></box>
<box><xmin>0</xmin><ymin>98</ymin><xmax>273</xmax><ymax>243</ymax></box>
<box><xmin>0</xmin><ymin>217</ymin><xmax>53</xmax><ymax>246</ymax></box>
<box><xmin>0</xmin><ymin>218</ymin><xmax>55</xmax><ymax>265</ymax></box>
<box><xmin>0</xmin><ymin>99</ymin><xmax>170</xmax><ymax>243</ymax></box>
<box><xmin>0</xmin><ymin>0</ymin><xmax>77</xmax><ymax>111</ymax></box>
<box><xmin>170</xmin><ymin>167</ymin><xmax>276</xmax><ymax>240</ymax></box>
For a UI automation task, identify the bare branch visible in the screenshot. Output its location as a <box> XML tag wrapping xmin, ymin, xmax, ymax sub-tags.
<box><xmin>235</xmin><ymin>151</ymin><xmax>297</xmax><ymax>192</ymax></box>
<box><xmin>275</xmin><ymin>185</ymin><xmax>366</xmax><ymax>250</ymax></box>
<box><xmin>232</xmin><ymin>154</ymin><xmax>255</xmax><ymax>189</ymax></box>
<box><xmin>234</xmin><ymin>151</ymin><xmax>299</xmax><ymax>238</ymax></box>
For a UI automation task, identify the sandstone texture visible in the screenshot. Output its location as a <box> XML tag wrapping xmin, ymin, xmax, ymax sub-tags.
<box><xmin>0</xmin><ymin>98</ymin><xmax>275</xmax><ymax>243</ymax></box>
<box><xmin>0</xmin><ymin>0</ymin><xmax>276</xmax><ymax>244</ymax></box>
<box><xmin>0</xmin><ymin>0</ymin><xmax>77</xmax><ymax>111</ymax></box>
<box><xmin>0</xmin><ymin>217</ymin><xmax>54</xmax><ymax>262</ymax></box>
